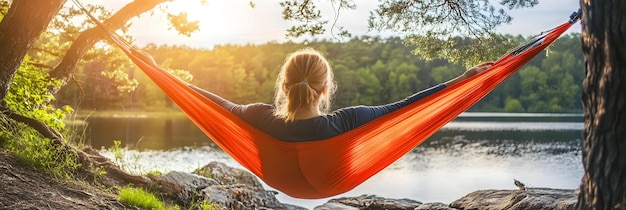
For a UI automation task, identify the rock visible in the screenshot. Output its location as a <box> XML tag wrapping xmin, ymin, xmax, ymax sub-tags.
<box><xmin>315</xmin><ymin>194</ymin><xmax>423</xmax><ymax>210</ymax></box>
<box><xmin>202</xmin><ymin>184</ymin><xmax>305</xmax><ymax>210</ymax></box>
<box><xmin>158</xmin><ymin>171</ymin><xmax>219</xmax><ymax>189</ymax></box>
<box><xmin>314</xmin><ymin>202</ymin><xmax>359</xmax><ymax>210</ymax></box>
<box><xmin>154</xmin><ymin>163</ymin><xmax>306</xmax><ymax>210</ymax></box>
<box><xmin>450</xmin><ymin>188</ymin><xmax>578</xmax><ymax>210</ymax></box>
<box><xmin>194</xmin><ymin>161</ymin><xmax>263</xmax><ymax>188</ymax></box>
<box><xmin>158</xmin><ymin>162</ymin><xmax>578</xmax><ymax>210</ymax></box>
<box><xmin>153</xmin><ymin>171</ymin><xmax>219</xmax><ymax>205</ymax></box>
<box><xmin>415</xmin><ymin>202</ymin><xmax>457</xmax><ymax>210</ymax></box>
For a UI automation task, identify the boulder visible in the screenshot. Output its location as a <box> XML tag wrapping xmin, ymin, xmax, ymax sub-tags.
<box><xmin>158</xmin><ymin>162</ymin><xmax>578</xmax><ymax>210</ymax></box>
<box><xmin>154</xmin><ymin>163</ymin><xmax>306</xmax><ymax>210</ymax></box>
<box><xmin>153</xmin><ymin>171</ymin><xmax>219</xmax><ymax>203</ymax></box>
<box><xmin>201</xmin><ymin>184</ymin><xmax>305</xmax><ymax>210</ymax></box>
<box><xmin>315</xmin><ymin>194</ymin><xmax>422</xmax><ymax>210</ymax></box>
<box><xmin>450</xmin><ymin>188</ymin><xmax>578</xmax><ymax>210</ymax></box>
<box><xmin>415</xmin><ymin>202</ymin><xmax>457</xmax><ymax>210</ymax></box>
<box><xmin>194</xmin><ymin>161</ymin><xmax>263</xmax><ymax>188</ymax></box>
<box><xmin>314</xmin><ymin>202</ymin><xmax>359</xmax><ymax>210</ymax></box>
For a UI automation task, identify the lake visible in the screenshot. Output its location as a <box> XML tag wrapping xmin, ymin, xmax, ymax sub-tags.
<box><xmin>79</xmin><ymin>112</ymin><xmax>584</xmax><ymax>209</ymax></box>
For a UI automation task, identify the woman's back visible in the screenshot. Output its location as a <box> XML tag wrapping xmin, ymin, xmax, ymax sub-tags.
<box><xmin>191</xmin><ymin>84</ymin><xmax>446</xmax><ymax>141</ymax></box>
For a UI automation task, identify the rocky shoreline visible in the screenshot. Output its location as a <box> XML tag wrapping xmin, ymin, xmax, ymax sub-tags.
<box><xmin>0</xmin><ymin>148</ymin><xmax>578</xmax><ymax>210</ymax></box>
<box><xmin>157</xmin><ymin>161</ymin><xmax>578</xmax><ymax>210</ymax></box>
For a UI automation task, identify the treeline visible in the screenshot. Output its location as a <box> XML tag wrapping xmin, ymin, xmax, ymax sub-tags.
<box><xmin>57</xmin><ymin>34</ymin><xmax>584</xmax><ymax>113</ymax></box>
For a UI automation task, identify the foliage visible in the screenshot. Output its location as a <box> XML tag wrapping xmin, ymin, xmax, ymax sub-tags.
<box><xmin>280</xmin><ymin>0</ymin><xmax>328</xmax><ymax>37</ymax></box>
<box><xmin>406</xmin><ymin>34</ymin><xmax>523</xmax><ymax>67</ymax></box>
<box><xmin>5</xmin><ymin>58</ymin><xmax>73</xmax><ymax>127</ymax></box>
<box><xmin>278</xmin><ymin>0</ymin><xmax>539</xmax><ymax>66</ymax></box>
<box><xmin>54</xmin><ymin>46</ymin><xmax>144</xmax><ymax>110</ymax></box>
<box><xmin>58</xmin><ymin>33</ymin><xmax>584</xmax><ymax>113</ymax></box>
<box><xmin>195</xmin><ymin>200</ymin><xmax>220</xmax><ymax>210</ymax></box>
<box><xmin>49</xmin><ymin>1</ymin><xmax>201</xmax><ymax>40</ymax></box>
<box><xmin>0</xmin><ymin>0</ymin><xmax>8</xmax><ymax>17</ymax></box>
<box><xmin>0</xmin><ymin>124</ymin><xmax>81</xmax><ymax>179</ymax></box>
<box><xmin>1</xmin><ymin>57</ymin><xmax>79</xmax><ymax>178</ymax></box>
<box><xmin>108</xmin><ymin>140</ymin><xmax>149</xmax><ymax>174</ymax></box>
<box><xmin>112</xmin><ymin>140</ymin><xmax>123</xmax><ymax>162</ymax></box>
<box><xmin>25</xmin><ymin>0</ymin><xmax>551</xmax><ymax>113</ymax></box>
<box><xmin>28</xmin><ymin>2</ymin><xmax>112</xmax><ymax>70</ymax></box>
<box><xmin>166</xmin><ymin>12</ymin><xmax>199</xmax><ymax>37</ymax></box>
<box><xmin>23</xmin><ymin>0</ymin><xmax>201</xmax><ymax>109</ymax></box>
<box><xmin>117</xmin><ymin>186</ymin><xmax>178</xmax><ymax>210</ymax></box>
<box><xmin>369</xmin><ymin>0</ymin><xmax>513</xmax><ymax>36</ymax></box>
<box><xmin>101</xmin><ymin>69</ymin><xmax>139</xmax><ymax>93</ymax></box>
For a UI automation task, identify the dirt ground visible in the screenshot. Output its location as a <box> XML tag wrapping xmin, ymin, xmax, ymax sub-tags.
<box><xmin>0</xmin><ymin>149</ymin><xmax>138</xmax><ymax>210</ymax></box>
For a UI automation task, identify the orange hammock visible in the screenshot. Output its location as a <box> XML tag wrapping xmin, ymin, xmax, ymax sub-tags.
<box><xmin>76</xmin><ymin>1</ymin><xmax>579</xmax><ymax>198</ymax></box>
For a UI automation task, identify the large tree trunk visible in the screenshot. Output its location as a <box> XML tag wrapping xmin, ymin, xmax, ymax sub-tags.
<box><xmin>578</xmin><ymin>1</ymin><xmax>626</xmax><ymax>209</ymax></box>
<box><xmin>49</xmin><ymin>0</ymin><xmax>169</xmax><ymax>87</ymax></box>
<box><xmin>0</xmin><ymin>0</ymin><xmax>66</xmax><ymax>103</ymax></box>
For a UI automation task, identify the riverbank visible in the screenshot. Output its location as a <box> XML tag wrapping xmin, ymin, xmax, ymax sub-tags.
<box><xmin>1</xmin><ymin>147</ymin><xmax>578</xmax><ymax>210</ymax></box>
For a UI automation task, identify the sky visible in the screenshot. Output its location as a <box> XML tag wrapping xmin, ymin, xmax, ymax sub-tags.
<box><xmin>77</xmin><ymin>0</ymin><xmax>581</xmax><ymax>49</ymax></box>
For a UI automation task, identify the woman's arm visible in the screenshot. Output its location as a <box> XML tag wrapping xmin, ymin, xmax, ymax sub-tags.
<box><xmin>189</xmin><ymin>85</ymin><xmax>238</xmax><ymax>111</ymax></box>
<box><xmin>444</xmin><ymin>62</ymin><xmax>494</xmax><ymax>86</ymax></box>
<box><xmin>364</xmin><ymin>61</ymin><xmax>494</xmax><ymax>116</ymax></box>
<box><xmin>190</xmin><ymin>85</ymin><xmax>273</xmax><ymax>128</ymax></box>
<box><xmin>341</xmin><ymin>83</ymin><xmax>447</xmax><ymax>128</ymax></box>
<box><xmin>342</xmin><ymin>61</ymin><xmax>494</xmax><ymax>128</ymax></box>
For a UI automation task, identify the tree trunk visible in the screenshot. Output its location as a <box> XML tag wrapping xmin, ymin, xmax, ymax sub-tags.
<box><xmin>49</xmin><ymin>0</ymin><xmax>169</xmax><ymax>87</ymax></box>
<box><xmin>578</xmin><ymin>1</ymin><xmax>626</xmax><ymax>209</ymax></box>
<box><xmin>0</xmin><ymin>0</ymin><xmax>66</xmax><ymax>103</ymax></box>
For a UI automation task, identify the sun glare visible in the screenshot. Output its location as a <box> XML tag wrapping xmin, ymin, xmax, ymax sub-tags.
<box><xmin>168</xmin><ymin>1</ymin><xmax>255</xmax><ymax>36</ymax></box>
<box><xmin>79</xmin><ymin>0</ymin><xmax>295</xmax><ymax>47</ymax></box>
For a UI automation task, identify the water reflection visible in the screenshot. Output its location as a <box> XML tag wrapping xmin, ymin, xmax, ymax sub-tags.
<box><xmin>84</xmin><ymin>112</ymin><xmax>584</xmax><ymax>208</ymax></box>
<box><xmin>82</xmin><ymin>115</ymin><xmax>212</xmax><ymax>150</ymax></box>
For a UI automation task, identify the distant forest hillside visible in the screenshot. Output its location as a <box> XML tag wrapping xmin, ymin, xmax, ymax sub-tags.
<box><xmin>57</xmin><ymin>34</ymin><xmax>583</xmax><ymax>113</ymax></box>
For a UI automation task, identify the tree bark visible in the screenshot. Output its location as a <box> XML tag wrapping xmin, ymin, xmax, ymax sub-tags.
<box><xmin>578</xmin><ymin>1</ymin><xmax>626</xmax><ymax>209</ymax></box>
<box><xmin>0</xmin><ymin>0</ymin><xmax>66</xmax><ymax>103</ymax></box>
<box><xmin>49</xmin><ymin>0</ymin><xmax>170</xmax><ymax>88</ymax></box>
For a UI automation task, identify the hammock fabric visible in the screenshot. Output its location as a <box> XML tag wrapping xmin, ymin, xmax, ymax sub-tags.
<box><xmin>76</xmin><ymin>1</ymin><xmax>579</xmax><ymax>198</ymax></box>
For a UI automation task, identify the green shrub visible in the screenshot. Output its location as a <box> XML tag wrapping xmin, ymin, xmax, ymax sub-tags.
<box><xmin>1</xmin><ymin>57</ymin><xmax>79</xmax><ymax>178</ymax></box>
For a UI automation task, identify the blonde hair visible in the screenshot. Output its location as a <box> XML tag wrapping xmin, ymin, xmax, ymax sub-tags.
<box><xmin>274</xmin><ymin>48</ymin><xmax>337</xmax><ymax>122</ymax></box>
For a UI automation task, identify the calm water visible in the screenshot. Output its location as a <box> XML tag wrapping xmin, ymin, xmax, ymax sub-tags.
<box><xmin>79</xmin><ymin>112</ymin><xmax>584</xmax><ymax>209</ymax></box>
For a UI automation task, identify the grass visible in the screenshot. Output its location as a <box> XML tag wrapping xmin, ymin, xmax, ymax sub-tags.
<box><xmin>196</xmin><ymin>200</ymin><xmax>220</xmax><ymax>210</ymax></box>
<box><xmin>118</xmin><ymin>186</ymin><xmax>176</xmax><ymax>210</ymax></box>
<box><xmin>117</xmin><ymin>186</ymin><xmax>221</xmax><ymax>210</ymax></box>
<box><xmin>0</xmin><ymin>118</ymin><xmax>81</xmax><ymax>179</ymax></box>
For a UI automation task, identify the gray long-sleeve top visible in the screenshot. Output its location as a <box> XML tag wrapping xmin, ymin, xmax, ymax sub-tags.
<box><xmin>190</xmin><ymin>84</ymin><xmax>445</xmax><ymax>142</ymax></box>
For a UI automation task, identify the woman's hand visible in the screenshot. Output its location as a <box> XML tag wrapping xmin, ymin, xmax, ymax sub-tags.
<box><xmin>132</xmin><ymin>50</ymin><xmax>159</xmax><ymax>67</ymax></box>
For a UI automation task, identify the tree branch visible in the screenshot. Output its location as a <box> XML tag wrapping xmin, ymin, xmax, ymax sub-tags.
<box><xmin>49</xmin><ymin>0</ymin><xmax>170</xmax><ymax>91</ymax></box>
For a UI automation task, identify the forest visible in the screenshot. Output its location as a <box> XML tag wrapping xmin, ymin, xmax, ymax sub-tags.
<box><xmin>52</xmin><ymin>33</ymin><xmax>584</xmax><ymax>113</ymax></box>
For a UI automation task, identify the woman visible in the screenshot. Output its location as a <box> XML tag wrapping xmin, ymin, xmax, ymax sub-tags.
<box><xmin>191</xmin><ymin>48</ymin><xmax>493</xmax><ymax>142</ymax></box>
